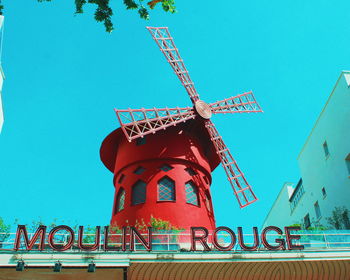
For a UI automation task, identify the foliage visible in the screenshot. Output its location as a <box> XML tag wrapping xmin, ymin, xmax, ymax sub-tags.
<box><xmin>35</xmin><ymin>0</ymin><xmax>176</xmax><ymax>32</ymax></box>
<box><xmin>111</xmin><ymin>216</ymin><xmax>183</xmax><ymax>232</ymax></box>
<box><xmin>0</xmin><ymin>217</ymin><xmax>10</xmax><ymax>247</ymax></box>
<box><xmin>79</xmin><ymin>225</ymin><xmax>98</xmax><ymax>244</ymax></box>
<box><xmin>326</xmin><ymin>206</ymin><xmax>350</xmax><ymax>230</ymax></box>
<box><xmin>149</xmin><ymin>215</ymin><xmax>183</xmax><ymax>232</ymax></box>
<box><xmin>288</xmin><ymin>222</ymin><xmax>328</xmax><ymax>231</ymax></box>
<box><xmin>288</xmin><ymin>223</ymin><xmax>302</xmax><ymax>228</ymax></box>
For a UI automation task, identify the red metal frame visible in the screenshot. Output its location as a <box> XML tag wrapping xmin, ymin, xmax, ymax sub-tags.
<box><xmin>147</xmin><ymin>27</ymin><xmax>200</xmax><ymax>104</ymax></box>
<box><xmin>114</xmin><ymin>27</ymin><xmax>263</xmax><ymax>208</ymax></box>
<box><xmin>115</xmin><ymin>107</ymin><xmax>195</xmax><ymax>141</ymax></box>
<box><xmin>205</xmin><ymin>120</ymin><xmax>257</xmax><ymax>207</ymax></box>
<box><xmin>210</xmin><ymin>92</ymin><xmax>263</xmax><ymax>114</ymax></box>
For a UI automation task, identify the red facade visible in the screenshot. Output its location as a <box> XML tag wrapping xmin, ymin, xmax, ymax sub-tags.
<box><xmin>100</xmin><ymin>119</ymin><xmax>220</xmax><ymax>231</ymax></box>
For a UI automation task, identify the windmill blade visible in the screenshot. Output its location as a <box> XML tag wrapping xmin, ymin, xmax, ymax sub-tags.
<box><xmin>210</xmin><ymin>91</ymin><xmax>262</xmax><ymax>114</ymax></box>
<box><xmin>205</xmin><ymin>120</ymin><xmax>258</xmax><ymax>208</ymax></box>
<box><xmin>116</xmin><ymin>107</ymin><xmax>196</xmax><ymax>142</ymax></box>
<box><xmin>147</xmin><ymin>27</ymin><xmax>200</xmax><ymax>104</ymax></box>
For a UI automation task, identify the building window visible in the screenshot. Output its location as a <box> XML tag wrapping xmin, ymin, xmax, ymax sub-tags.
<box><xmin>118</xmin><ymin>174</ymin><xmax>125</xmax><ymax>184</ymax></box>
<box><xmin>290</xmin><ymin>179</ymin><xmax>305</xmax><ymax>212</ymax></box>
<box><xmin>115</xmin><ymin>188</ymin><xmax>125</xmax><ymax>214</ymax></box>
<box><xmin>185</xmin><ymin>167</ymin><xmax>197</xmax><ymax>176</ymax></box>
<box><xmin>132</xmin><ymin>180</ymin><xmax>147</xmax><ymax>205</ymax></box>
<box><xmin>314</xmin><ymin>201</ymin><xmax>321</xmax><ymax>219</ymax></box>
<box><xmin>134</xmin><ymin>166</ymin><xmax>145</xmax><ymax>175</ymax></box>
<box><xmin>185</xmin><ymin>181</ymin><xmax>199</xmax><ymax>206</ymax></box>
<box><xmin>304</xmin><ymin>214</ymin><xmax>311</xmax><ymax>229</ymax></box>
<box><xmin>136</xmin><ymin>137</ymin><xmax>146</xmax><ymax>146</ymax></box>
<box><xmin>159</xmin><ymin>164</ymin><xmax>173</xmax><ymax>172</ymax></box>
<box><xmin>323</xmin><ymin>141</ymin><xmax>330</xmax><ymax>158</ymax></box>
<box><xmin>158</xmin><ymin>176</ymin><xmax>175</xmax><ymax>201</ymax></box>
<box><xmin>322</xmin><ymin>187</ymin><xmax>327</xmax><ymax>198</ymax></box>
<box><xmin>345</xmin><ymin>154</ymin><xmax>350</xmax><ymax>175</ymax></box>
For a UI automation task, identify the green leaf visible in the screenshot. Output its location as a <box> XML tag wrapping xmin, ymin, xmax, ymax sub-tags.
<box><xmin>162</xmin><ymin>0</ymin><xmax>176</xmax><ymax>14</ymax></box>
<box><xmin>75</xmin><ymin>0</ymin><xmax>87</xmax><ymax>14</ymax></box>
<box><xmin>124</xmin><ymin>0</ymin><xmax>138</xmax><ymax>10</ymax></box>
<box><xmin>138</xmin><ymin>7</ymin><xmax>149</xmax><ymax>20</ymax></box>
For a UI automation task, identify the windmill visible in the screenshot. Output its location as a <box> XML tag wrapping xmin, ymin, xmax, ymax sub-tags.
<box><xmin>114</xmin><ymin>27</ymin><xmax>262</xmax><ymax>208</ymax></box>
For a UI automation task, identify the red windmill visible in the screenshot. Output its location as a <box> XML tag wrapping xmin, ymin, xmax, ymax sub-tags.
<box><xmin>100</xmin><ymin>27</ymin><xmax>262</xmax><ymax>231</ymax></box>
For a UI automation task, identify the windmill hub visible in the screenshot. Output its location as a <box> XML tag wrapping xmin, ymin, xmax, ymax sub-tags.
<box><xmin>194</xmin><ymin>100</ymin><xmax>212</xmax><ymax>119</ymax></box>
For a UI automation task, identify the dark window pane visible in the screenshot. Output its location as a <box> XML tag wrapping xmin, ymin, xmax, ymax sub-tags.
<box><xmin>160</xmin><ymin>164</ymin><xmax>173</xmax><ymax>172</ymax></box>
<box><xmin>185</xmin><ymin>181</ymin><xmax>199</xmax><ymax>206</ymax></box>
<box><xmin>132</xmin><ymin>180</ymin><xmax>147</xmax><ymax>205</ymax></box>
<box><xmin>304</xmin><ymin>214</ymin><xmax>311</xmax><ymax>229</ymax></box>
<box><xmin>115</xmin><ymin>188</ymin><xmax>125</xmax><ymax>213</ymax></box>
<box><xmin>158</xmin><ymin>177</ymin><xmax>175</xmax><ymax>201</ymax></box>
<box><xmin>134</xmin><ymin>166</ymin><xmax>145</xmax><ymax>175</ymax></box>
<box><xmin>314</xmin><ymin>201</ymin><xmax>321</xmax><ymax>219</ymax></box>
<box><xmin>323</xmin><ymin>141</ymin><xmax>330</xmax><ymax>157</ymax></box>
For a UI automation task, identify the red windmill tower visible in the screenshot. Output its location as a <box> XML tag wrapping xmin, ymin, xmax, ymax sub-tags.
<box><xmin>100</xmin><ymin>27</ymin><xmax>262</xmax><ymax>231</ymax></box>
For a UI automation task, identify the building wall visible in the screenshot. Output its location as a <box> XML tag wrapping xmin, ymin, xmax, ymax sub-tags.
<box><xmin>262</xmin><ymin>183</ymin><xmax>295</xmax><ymax>229</ymax></box>
<box><xmin>296</xmin><ymin>71</ymin><xmax>350</xmax><ymax>227</ymax></box>
<box><xmin>263</xmin><ymin>71</ymin><xmax>350</xmax><ymax>229</ymax></box>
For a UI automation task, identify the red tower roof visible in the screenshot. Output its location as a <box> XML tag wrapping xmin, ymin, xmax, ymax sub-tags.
<box><xmin>100</xmin><ymin>118</ymin><xmax>221</xmax><ymax>176</ymax></box>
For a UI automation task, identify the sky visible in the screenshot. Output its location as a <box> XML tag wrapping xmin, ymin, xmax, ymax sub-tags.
<box><xmin>0</xmin><ymin>0</ymin><xmax>349</xmax><ymax>231</ymax></box>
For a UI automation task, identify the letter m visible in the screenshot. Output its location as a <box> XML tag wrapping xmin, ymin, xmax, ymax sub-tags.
<box><xmin>14</xmin><ymin>225</ymin><xmax>46</xmax><ymax>251</ymax></box>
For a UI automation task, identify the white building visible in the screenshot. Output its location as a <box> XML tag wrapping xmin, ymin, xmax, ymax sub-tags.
<box><xmin>263</xmin><ymin>71</ymin><xmax>350</xmax><ymax>229</ymax></box>
<box><xmin>0</xmin><ymin>16</ymin><xmax>4</xmax><ymax>133</ymax></box>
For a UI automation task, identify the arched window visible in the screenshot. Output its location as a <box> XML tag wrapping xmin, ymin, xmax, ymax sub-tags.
<box><xmin>159</xmin><ymin>164</ymin><xmax>173</xmax><ymax>172</ymax></box>
<box><xmin>185</xmin><ymin>181</ymin><xmax>199</xmax><ymax>206</ymax></box>
<box><xmin>115</xmin><ymin>188</ymin><xmax>125</xmax><ymax>214</ymax></box>
<box><xmin>158</xmin><ymin>176</ymin><xmax>175</xmax><ymax>201</ymax></box>
<box><xmin>134</xmin><ymin>166</ymin><xmax>146</xmax><ymax>175</ymax></box>
<box><xmin>132</xmin><ymin>180</ymin><xmax>147</xmax><ymax>205</ymax></box>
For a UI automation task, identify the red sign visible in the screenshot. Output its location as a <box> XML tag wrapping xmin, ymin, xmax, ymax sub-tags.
<box><xmin>13</xmin><ymin>225</ymin><xmax>304</xmax><ymax>252</ymax></box>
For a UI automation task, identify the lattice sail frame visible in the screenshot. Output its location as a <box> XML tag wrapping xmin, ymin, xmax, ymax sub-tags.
<box><xmin>116</xmin><ymin>107</ymin><xmax>195</xmax><ymax>141</ymax></box>
<box><xmin>114</xmin><ymin>26</ymin><xmax>263</xmax><ymax>208</ymax></box>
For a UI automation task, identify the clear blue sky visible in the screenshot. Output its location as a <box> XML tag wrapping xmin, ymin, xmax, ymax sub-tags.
<box><xmin>0</xmin><ymin>0</ymin><xmax>349</xmax><ymax>230</ymax></box>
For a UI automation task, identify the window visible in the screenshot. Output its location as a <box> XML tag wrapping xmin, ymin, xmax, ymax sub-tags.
<box><xmin>185</xmin><ymin>181</ymin><xmax>199</xmax><ymax>206</ymax></box>
<box><xmin>118</xmin><ymin>174</ymin><xmax>125</xmax><ymax>184</ymax></box>
<box><xmin>134</xmin><ymin>166</ymin><xmax>145</xmax><ymax>175</ymax></box>
<box><xmin>136</xmin><ymin>137</ymin><xmax>146</xmax><ymax>146</ymax></box>
<box><xmin>132</xmin><ymin>180</ymin><xmax>147</xmax><ymax>205</ymax></box>
<box><xmin>323</xmin><ymin>141</ymin><xmax>330</xmax><ymax>158</ymax></box>
<box><xmin>346</xmin><ymin>154</ymin><xmax>350</xmax><ymax>175</ymax></box>
<box><xmin>115</xmin><ymin>188</ymin><xmax>125</xmax><ymax>214</ymax></box>
<box><xmin>290</xmin><ymin>179</ymin><xmax>305</xmax><ymax>212</ymax></box>
<box><xmin>314</xmin><ymin>201</ymin><xmax>321</xmax><ymax>219</ymax></box>
<box><xmin>185</xmin><ymin>167</ymin><xmax>197</xmax><ymax>176</ymax></box>
<box><xmin>304</xmin><ymin>214</ymin><xmax>311</xmax><ymax>229</ymax></box>
<box><xmin>158</xmin><ymin>176</ymin><xmax>175</xmax><ymax>201</ymax></box>
<box><xmin>159</xmin><ymin>164</ymin><xmax>173</xmax><ymax>172</ymax></box>
<box><xmin>322</xmin><ymin>187</ymin><xmax>327</xmax><ymax>198</ymax></box>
